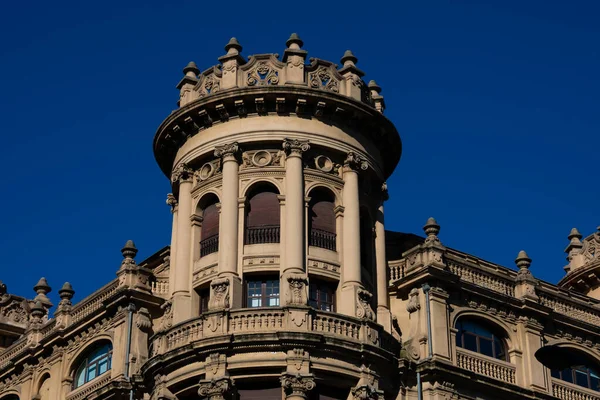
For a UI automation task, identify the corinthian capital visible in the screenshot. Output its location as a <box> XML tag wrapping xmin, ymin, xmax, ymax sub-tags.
<box><xmin>282</xmin><ymin>138</ymin><xmax>310</xmax><ymax>157</ymax></box>
<box><xmin>344</xmin><ymin>152</ymin><xmax>368</xmax><ymax>171</ymax></box>
<box><xmin>171</xmin><ymin>163</ymin><xmax>194</xmax><ymax>183</ymax></box>
<box><xmin>198</xmin><ymin>377</ymin><xmax>234</xmax><ymax>400</ymax></box>
<box><xmin>280</xmin><ymin>373</ymin><xmax>315</xmax><ymax>399</ymax></box>
<box><xmin>214</xmin><ymin>142</ymin><xmax>240</xmax><ymax>161</ymax></box>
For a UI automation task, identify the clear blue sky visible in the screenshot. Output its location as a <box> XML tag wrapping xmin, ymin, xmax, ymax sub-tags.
<box><xmin>1</xmin><ymin>1</ymin><xmax>598</xmax><ymax>306</ymax></box>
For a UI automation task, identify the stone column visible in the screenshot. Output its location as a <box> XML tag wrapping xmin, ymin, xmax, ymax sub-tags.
<box><xmin>340</xmin><ymin>152</ymin><xmax>368</xmax><ymax>317</ymax></box>
<box><xmin>213</xmin><ymin>143</ymin><xmax>242</xmax><ymax>309</ymax></box>
<box><xmin>375</xmin><ymin>183</ymin><xmax>391</xmax><ymax>331</ymax></box>
<box><xmin>166</xmin><ymin>193</ymin><xmax>178</xmax><ymax>297</ymax></box>
<box><xmin>282</xmin><ymin>138</ymin><xmax>310</xmax><ymax>306</ymax></box>
<box><xmin>171</xmin><ymin>164</ymin><xmax>194</xmax><ymax>323</ymax></box>
<box><xmin>280</xmin><ymin>374</ymin><xmax>315</xmax><ymax>400</ymax></box>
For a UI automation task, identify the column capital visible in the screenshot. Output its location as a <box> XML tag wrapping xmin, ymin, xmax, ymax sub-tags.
<box><xmin>166</xmin><ymin>193</ymin><xmax>178</xmax><ymax>212</ymax></box>
<box><xmin>198</xmin><ymin>376</ymin><xmax>234</xmax><ymax>400</ymax></box>
<box><xmin>344</xmin><ymin>152</ymin><xmax>368</xmax><ymax>172</ymax></box>
<box><xmin>214</xmin><ymin>142</ymin><xmax>240</xmax><ymax>162</ymax></box>
<box><xmin>171</xmin><ymin>163</ymin><xmax>194</xmax><ymax>184</ymax></box>
<box><xmin>282</xmin><ymin>138</ymin><xmax>310</xmax><ymax>157</ymax></box>
<box><xmin>280</xmin><ymin>373</ymin><xmax>315</xmax><ymax>399</ymax></box>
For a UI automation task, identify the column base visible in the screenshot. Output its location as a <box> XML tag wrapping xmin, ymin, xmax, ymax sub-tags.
<box><xmin>171</xmin><ymin>292</ymin><xmax>192</xmax><ymax>324</ymax></box>
<box><xmin>377</xmin><ymin>306</ymin><xmax>392</xmax><ymax>332</ymax></box>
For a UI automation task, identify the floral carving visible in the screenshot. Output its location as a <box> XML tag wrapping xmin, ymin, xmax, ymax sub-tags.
<box><xmin>247</xmin><ymin>62</ymin><xmax>279</xmax><ymax>86</ymax></box>
<box><xmin>309</xmin><ymin>67</ymin><xmax>339</xmax><ymax>92</ymax></box>
<box><xmin>287</xmin><ymin>274</ymin><xmax>308</xmax><ymax>305</ymax></box>
<box><xmin>199</xmin><ymin>75</ymin><xmax>220</xmax><ymax>98</ymax></box>
<box><xmin>171</xmin><ymin>163</ymin><xmax>194</xmax><ymax>183</ymax></box>
<box><xmin>198</xmin><ymin>377</ymin><xmax>233</xmax><ymax>400</ymax></box>
<box><xmin>210</xmin><ymin>278</ymin><xmax>230</xmax><ymax>310</ymax></box>
<box><xmin>159</xmin><ymin>301</ymin><xmax>173</xmax><ymax>331</ymax></box>
<box><xmin>356</xmin><ymin>289</ymin><xmax>375</xmax><ymax>320</ymax></box>
<box><xmin>344</xmin><ymin>152</ymin><xmax>368</xmax><ymax>171</ymax></box>
<box><xmin>280</xmin><ymin>374</ymin><xmax>315</xmax><ymax>398</ymax></box>
<box><xmin>214</xmin><ymin>142</ymin><xmax>240</xmax><ymax>161</ymax></box>
<box><xmin>282</xmin><ymin>138</ymin><xmax>310</xmax><ymax>156</ymax></box>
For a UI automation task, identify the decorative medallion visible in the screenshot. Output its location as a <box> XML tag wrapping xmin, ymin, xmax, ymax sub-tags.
<box><xmin>314</xmin><ymin>155</ymin><xmax>334</xmax><ymax>172</ymax></box>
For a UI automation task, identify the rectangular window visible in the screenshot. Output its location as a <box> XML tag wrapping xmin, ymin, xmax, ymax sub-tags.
<box><xmin>308</xmin><ymin>281</ymin><xmax>335</xmax><ymax>312</ymax></box>
<box><xmin>246</xmin><ymin>278</ymin><xmax>279</xmax><ymax>308</ymax></box>
<box><xmin>199</xmin><ymin>288</ymin><xmax>210</xmax><ymax>314</ymax></box>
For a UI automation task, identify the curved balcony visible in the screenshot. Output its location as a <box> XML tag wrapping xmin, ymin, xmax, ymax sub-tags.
<box><xmin>146</xmin><ymin>307</ymin><xmax>399</xmax><ymax>371</ymax></box>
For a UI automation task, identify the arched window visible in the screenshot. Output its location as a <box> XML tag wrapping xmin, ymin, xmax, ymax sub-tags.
<box><xmin>455</xmin><ymin>318</ymin><xmax>507</xmax><ymax>361</ymax></box>
<box><xmin>199</xmin><ymin>194</ymin><xmax>220</xmax><ymax>257</ymax></box>
<box><xmin>308</xmin><ymin>188</ymin><xmax>336</xmax><ymax>251</ymax></box>
<box><xmin>245</xmin><ymin>184</ymin><xmax>280</xmax><ymax>244</ymax></box>
<box><xmin>38</xmin><ymin>374</ymin><xmax>51</xmax><ymax>400</ymax></box>
<box><xmin>73</xmin><ymin>342</ymin><xmax>113</xmax><ymax>389</ymax></box>
<box><xmin>552</xmin><ymin>364</ymin><xmax>600</xmax><ymax>391</ymax></box>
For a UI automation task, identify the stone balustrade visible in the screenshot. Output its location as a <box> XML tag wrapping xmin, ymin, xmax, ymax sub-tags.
<box><xmin>151</xmin><ymin>307</ymin><xmax>397</xmax><ymax>357</ymax></box>
<box><xmin>539</xmin><ymin>293</ymin><xmax>600</xmax><ymax>326</ymax></box>
<box><xmin>552</xmin><ymin>379</ymin><xmax>600</xmax><ymax>400</ymax></box>
<box><xmin>447</xmin><ymin>260</ymin><xmax>515</xmax><ymax>297</ymax></box>
<box><xmin>456</xmin><ymin>348</ymin><xmax>516</xmax><ymax>384</ymax></box>
<box><xmin>71</xmin><ymin>280</ymin><xmax>119</xmax><ymax>324</ymax></box>
<box><xmin>389</xmin><ymin>260</ymin><xmax>406</xmax><ymax>283</ymax></box>
<box><xmin>0</xmin><ymin>337</ymin><xmax>27</xmax><ymax>370</ymax></box>
<box><xmin>151</xmin><ymin>279</ymin><xmax>169</xmax><ymax>296</ymax></box>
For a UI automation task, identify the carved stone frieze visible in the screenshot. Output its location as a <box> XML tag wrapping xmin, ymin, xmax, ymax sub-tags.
<box><xmin>287</xmin><ymin>274</ymin><xmax>308</xmax><ymax>305</ymax></box>
<box><xmin>198</xmin><ymin>74</ymin><xmax>221</xmax><ymax>98</ymax></box>
<box><xmin>247</xmin><ymin>61</ymin><xmax>280</xmax><ymax>86</ymax></box>
<box><xmin>241</xmin><ymin>150</ymin><xmax>283</xmax><ymax>169</ymax></box>
<box><xmin>195</xmin><ymin>160</ymin><xmax>222</xmax><ymax>182</ymax></box>
<box><xmin>309</xmin><ymin>66</ymin><xmax>339</xmax><ymax>92</ymax></box>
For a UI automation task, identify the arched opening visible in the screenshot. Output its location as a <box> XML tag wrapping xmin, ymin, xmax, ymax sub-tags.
<box><xmin>552</xmin><ymin>364</ymin><xmax>600</xmax><ymax>391</ymax></box>
<box><xmin>198</xmin><ymin>194</ymin><xmax>220</xmax><ymax>257</ymax></box>
<box><xmin>360</xmin><ymin>207</ymin><xmax>374</xmax><ymax>290</ymax></box>
<box><xmin>308</xmin><ymin>188</ymin><xmax>336</xmax><ymax>251</ymax></box>
<box><xmin>245</xmin><ymin>183</ymin><xmax>280</xmax><ymax>245</ymax></box>
<box><xmin>72</xmin><ymin>341</ymin><xmax>113</xmax><ymax>389</ymax></box>
<box><xmin>0</xmin><ymin>395</ymin><xmax>19</xmax><ymax>400</ymax></box>
<box><xmin>455</xmin><ymin>317</ymin><xmax>508</xmax><ymax>361</ymax></box>
<box><xmin>37</xmin><ymin>374</ymin><xmax>51</xmax><ymax>400</ymax></box>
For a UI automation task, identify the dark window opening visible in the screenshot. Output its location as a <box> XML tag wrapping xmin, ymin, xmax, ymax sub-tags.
<box><xmin>199</xmin><ymin>196</ymin><xmax>220</xmax><ymax>257</ymax></box>
<box><xmin>552</xmin><ymin>365</ymin><xmax>600</xmax><ymax>392</ymax></box>
<box><xmin>308</xmin><ymin>190</ymin><xmax>336</xmax><ymax>251</ymax></box>
<box><xmin>245</xmin><ymin>186</ymin><xmax>280</xmax><ymax>244</ymax></box>
<box><xmin>198</xmin><ymin>288</ymin><xmax>210</xmax><ymax>314</ymax></box>
<box><xmin>455</xmin><ymin>319</ymin><xmax>507</xmax><ymax>361</ymax></box>
<box><xmin>309</xmin><ymin>281</ymin><xmax>336</xmax><ymax>312</ymax></box>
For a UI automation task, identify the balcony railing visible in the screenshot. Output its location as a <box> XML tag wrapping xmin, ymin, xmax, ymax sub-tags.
<box><xmin>245</xmin><ymin>225</ymin><xmax>280</xmax><ymax>245</ymax></box>
<box><xmin>456</xmin><ymin>348</ymin><xmax>516</xmax><ymax>384</ymax></box>
<box><xmin>309</xmin><ymin>228</ymin><xmax>336</xmax><ymax>251</ymax></box>
<box><xmin>150</xmin><ymin>307</ymin><xmax>399</xmax><ymax>358</ymax></box>
<box><xmin>552</xmin><ymin>378</ymin><xmax>600</xmax><ymax>400</ymax></box>
<box><xmin>200</xmin><ymin>234</ymin><xmax>219</xmax><ymax>257</ymax></box>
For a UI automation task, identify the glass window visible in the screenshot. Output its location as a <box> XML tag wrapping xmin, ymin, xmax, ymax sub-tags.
<box><xmin>552</xmin><ymin>365</ymin><xmax>600</xmax><ymax>391</ymax></box>
<box><xmin>455</xmin><ymin>318</ymin><xmax>507</xmax><ymax>361</ymax></box>
<box><xmin>246</xmin><ymin>278</ymin><xmax>279</xmax><ymax>308</ymax></box>
<box><xmin>73</xmin><ymin>342</ymin><xmax>112</xmax><ymax>389</ymax></box>
<box><xmin>308</xmin><ymin>281</ymin><xmax>336</xmax><ymax>312</ymax></box>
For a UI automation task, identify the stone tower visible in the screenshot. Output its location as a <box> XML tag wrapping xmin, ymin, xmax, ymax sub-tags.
<box><xmin>149</xmin><ymin>35</ymin><xmax>402</xmax><ymax>398</ymax></box>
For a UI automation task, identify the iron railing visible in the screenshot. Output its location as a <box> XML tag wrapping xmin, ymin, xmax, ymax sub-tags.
<box><xmin>200</xmin><ymin>234</ymin><xmax>219</xmax><ymax>256</ymax></box>
<box><xmin>245</xmin><ymin>225</ymin><xmax>280</xmax><ymax>244</ymax></box>
<box><xmin>309</xmin><ymin>228</ymin><xmax>336</xmax><ymax>251</ymax></box>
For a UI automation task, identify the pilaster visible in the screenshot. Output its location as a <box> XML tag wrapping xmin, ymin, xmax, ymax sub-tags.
<box><xmin>218</xmin><ymin>38</ymin><xmax>245</xmax><ymax>90</ymax></box>
<box><xmin>283</xmin><ymin>33</ymin><xmax>308</xmax><ymax>85</ymax></box>
<box><xmin>375</xmin><ymin>183</ymin><xmax>391</xmax><ymax>332</ymax></box>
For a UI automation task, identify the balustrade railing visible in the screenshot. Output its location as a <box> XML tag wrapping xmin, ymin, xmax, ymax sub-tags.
<box><xmin>309</xmin><ymin>228</ymin><xmax>336</xmax><ymax>251</ymax></box>
<box><xmin>447</xmin><ymin>260</ymin><xmax>515</xmax><ymax>297</ymax></box>
<box><xmin>200</xmin><ymin>234</ymin><xmax>219</xmax><ymax>257</ymax></box>
<box><xmin>245</xmin><ymin>225</ymin><xmax>280</xmax><ymax>245</ymax></box>
<box><xmin>539</xmin><ymin>294</ymin><xmax>600</xmax><ymax>326</ymax></box>
<box><xmin>552</xmin><ymin>379</ymin><xmax>600</xmax><ymax>400</ymax></box>
<box><xmin>151</xmin><ymin>307</ymin><xmax>398</xmax><ymax>356</ymax></box>
<box><xmin>456</xmin><ymin>348</ymin><xmax>516</xmax><ymax>384</ymax></box>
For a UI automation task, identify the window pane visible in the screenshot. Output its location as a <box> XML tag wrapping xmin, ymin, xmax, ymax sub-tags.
<box><xmin>590</xmin><ymin>374</ymin><xmax>600</xmax><ymax>392</ymax></box>
<box><xmin>561</xmin><ymin>368</ymin><xmax>574</xmax><ymax>383</ymax></box>
<box><xmin>551</xmin><ymin>369</ymin><xmax>561</xmax><ymax>379</ymax></box>
<box><xmin>268</xmin><ymin>296</ymin><xmax>279</xmax><ymax>307</ymax></box>
<box><xmin>76</xmin><ymin>367</ymin><xmax>86</xmax><ymax>387</ymax></box>
<box><xmin>98</xmin><ymin>358</ymin><xmax>109</xmax><ymax>374</ymax></box>
<box><xmin>575</xmin><ymin>369</ymin><xmax>589</xmax><ymax>388</ymax></box>
<box><xmin>493</xmin><ymin>337</ymin><xmax>506</xmax><ymax>360</ymax></box>
<box><xmin>463</xmin><ymin>333</ymin><xmax>477</xmax><ymax>352</ymax></box>
<box><xmin>87</xmin><ymin>364</ymin><xmax>97</xmax><ymax>381</ymax></box>
<box><xmin>250</xmin><ymin>297</ymin><xmax>262</xmax><ymax>308</ymax></box>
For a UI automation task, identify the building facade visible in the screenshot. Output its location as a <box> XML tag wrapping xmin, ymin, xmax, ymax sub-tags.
<box><xmin>1</xmin><ymin>35</ymin><xmax>600</xmax><ymax>400</ymax></box>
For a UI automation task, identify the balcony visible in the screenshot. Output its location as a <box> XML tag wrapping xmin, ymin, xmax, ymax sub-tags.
<box><xmin>456</xmin><ymin>348</ymin><xmax>516</xmax><ymax>384</ymax></box>
<box><xmin>309</xmin><ymin>228</ymin><xmax>336</xmax><ymax>251</ymax></box>
<box><xmin>245</xmin><ymin>225</ymin><xmax>280</xmax><ymax>245</ymax></box>
<box><xmin>552</xmin><ymin>378</ymin><xmax>600</xmax><ymax>400</ymax></box>
<box><xmin>149</xmin><ymin>307</ymin><xmax>398</xmax><ymax>359</ymax></box>
<box><xmin>200</xmin><ymin>234</ymin><xmax>219</xmax><ymax>257</ymax></box>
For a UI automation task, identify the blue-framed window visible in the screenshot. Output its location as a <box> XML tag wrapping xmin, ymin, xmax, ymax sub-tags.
<box><xmin>73</xmin><ymin>342</ymin><xmax>112</xmax><ymax>389</ymax></box>
<box><xmin>552</xmin><ymin>365</ymin><xmax>600</xmax><ymax>392</ymax></box>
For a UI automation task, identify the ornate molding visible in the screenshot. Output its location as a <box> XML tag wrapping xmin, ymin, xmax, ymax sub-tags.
<box><xmin>198</xmin><ymin>377</ymin><xmax>234</xmax><ymax>400</ymax></box>
<box><xmin>356</xmin><ymin>289</ymin><xmax>375</xmax><ymax>320</ymax></box>
<box><xmin>282</xmin><ymin>138</ymin><xmax>310</xmax><ymax>157</ymax></box>
<box><xmin>344</xmin><ymin>152</ymin><xmax>368</xmax><ymax>171</ymax></box>
<box><xmin>406</xmin><ymin>288</ymin><xmax>420</xmax><ymax>313</ymax></box>
<box><xmin>287</xmin><ymin>274</ymin><xmax>308</xmax><ymax>305</ymax></box>
<box><xmin>210</xmin><ymin>278</ymin><xmax>230</xmax><ymax>310</ymax></box>
<box><xmin>280</xmin><ymin>373</ymin><xmax>315</xmax><ymax>399</ymax></box>
<box><xmin>171</xmin><ymin>163</ymin><xmax>194</xmax><ymax>184</ymax></box>
<box><xmin>214</xmin><ymin>142</ymin><xmax>240</xmax><ymax>162</ymax></box>
<box><xmin>166</xmin><ymin>193</ymin><xmax>177</xmax><ymax>213</ymax></box>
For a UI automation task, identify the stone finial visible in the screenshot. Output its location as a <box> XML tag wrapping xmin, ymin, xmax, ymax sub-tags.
<box><xmin>183</xmin><ymin>61</ymin><xmax>199</xmax><ymax>77</ymax></box>
<box><xmin>58</xmin><ymin>282</ymin><xmax>75</xmax><ymax>303</ymax></box>
<box><xmin>368</xmin><ymin>80</ymin><xmax>385</xmax><ymax>114</ymax></box>
<box><xmin>368</xmin><ymin>80</ymin><xmax>381</xmax><ymax>95</ymax></box>
<box><xmin>30</xmin><ymin>300</ymin><xmax>45</xmax><ymax>318</ymax></box>
<box><xmin>33</xmin><ymin>277</ymin><xmax>51</xmax><ymax>305</ymax></box>
<box><xmin>515</xmin><ymin>250</ymin><xmax>532</xmax><ymax>271</ymax></box>
<box><xmin>224</xmin><ymin>37</ymin><xmax>242</xmax><ymax>55</ymax></box>
<box><xmin>423</xmin><ymin>217</ymin><xmax>440</xmax><ymax>242</ymax></box>
<box><xmin>341</xmin><ymin>50</ymin><xmax>358</xmax><ymax>67</ymax></box>
<box><xmin>122</xmin><ymin>240</ymin><xmax>138</xmax><ymax>260</ymax></box>
<box><xmin>286</xmin><ymin>33</ymin><xmax>304</xmax><ymax>49</ymax></box>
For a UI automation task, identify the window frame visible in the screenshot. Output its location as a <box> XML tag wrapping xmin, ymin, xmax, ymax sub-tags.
<box><xmin>73</xmin><ymin>342</ymin><xmax>113</xmax><ymax>389</ymax></box>
<box><xmin>245</xmin><ymin>277</ymin><xmax>280</xmax><ymax>308</ymax></box>
<box><xmin>308</xmin><ymin>281</ymin><xmax>336</xmax><ymax>312</ymax></box>
<box><xmin>455</xmin><ymin>319</ymin><xmax>508</xmax><ymax>361</ymax></box>
<box><xmin>552</xmin><ymin>365</ymin><xmax>600</xmax><ymax>392</ymax></box>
